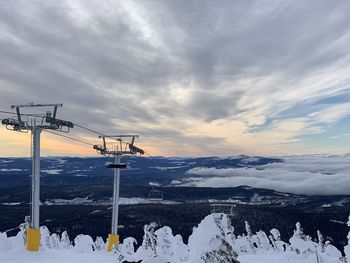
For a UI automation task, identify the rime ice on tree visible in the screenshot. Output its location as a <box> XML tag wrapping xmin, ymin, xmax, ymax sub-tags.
<box><xmin>187</xmin><ymin>213</ymin><xmax>239</xmax><ymax>263</ymax></box>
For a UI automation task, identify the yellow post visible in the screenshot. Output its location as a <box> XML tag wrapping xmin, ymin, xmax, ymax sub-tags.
<box><xmin>26</xmin><ymin>228</ymin><xmax>40</xmax><ymax>251</ymax></box>
<box><xmin>106</xmin><ymin>234</ymin><xmax>119</xmax><ymax>252</ymax></box>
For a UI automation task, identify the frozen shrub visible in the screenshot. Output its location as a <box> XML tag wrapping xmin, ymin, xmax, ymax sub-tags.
<box><xmin>74</xmin><ymin>234</ymin><xmax>94</xmax><ymax>253</ymax></box>
<box><xmin>40</xmin><ymin>226</ymin><xmax>51</xmax><ymax>249</ymax></box>
<box><xmin>269</xmin><ymin>228</ymin><xmax>286</xmax><ymax>251</ymax></box>
<box><xmin>50</xmin><ymin>233</ymin><xmax>60</xmax><ymax>249</ymax></box>
<box><xmin>60</xmin><ymin>231</ymin><xmax>72</xmax><ymax>249</ymax></box>
<box><xmin>93</xmin><ymin>236</ymin><xmax>105</xmax><ymax>251</ymax></box>
<box><xmin>154</xmin><ymin>226</ymin><xmax>188</xmax><ymax>262</ymax></box>
<box><xmin>289</xmin><ymin>222</ymin><xmax>316</xmax><ymax>254</ymax></box>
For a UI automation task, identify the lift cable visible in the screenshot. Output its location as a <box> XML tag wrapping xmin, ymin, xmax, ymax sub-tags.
<box><xmin>72</xmin><ymin>122</ymin><xmax>135</xmax><ymax>144</ymax></box>
<box><xmin>72</xmin><ymin>122</ymin><xmax>106</xmax><ymax>136</ymax></box>
<box><xmin>0</xmin><ymin>109</ymin><xmax>125</xmax><ymax>143</ymax></box>
<box><xmin>1</xmin><ymin>109</ymin><xmax>160</xmax><ymax>159</ymax></box>
<box><xmin>43</xmin><ymin>129</ymin><xmax>94</xmax><ymax>146</ymax></box>
<box><xmin>1</xmin><ymin>110</ymin><xmax>94</xmax><ymax>148</ymax></box>
<box><xmin>144</xmin><ymin>150</ymin><xmax>169</xmax><ymax>167</ymax></box>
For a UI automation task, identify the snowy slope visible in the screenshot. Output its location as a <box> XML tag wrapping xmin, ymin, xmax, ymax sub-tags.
<box><xmin>0</xmin><ymin>249</ymin><xmax>116</xmax><ymax>263</ymax></box>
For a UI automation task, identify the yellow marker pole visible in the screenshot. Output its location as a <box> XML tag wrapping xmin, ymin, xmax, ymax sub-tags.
<box><xmin>26</xmin><ymin>228</ymin><xmax>40</xmax><ymax>251</ymax></box>
<box><xmin>106</xmin><ymin>233</ymin><xmax>119</xmax><ymax>252</ymax></box>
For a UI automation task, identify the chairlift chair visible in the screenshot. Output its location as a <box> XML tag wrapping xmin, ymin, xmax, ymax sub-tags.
<box><xmin>1</xmin><ymin>118</ymin><xmax>29</xmax><ymax>133</ymax></box>
<box><xmin>106</xmin><ymin>163</ymin><xmax>128</xmax><ymax>169</ymax></box>
<box><xmin>148</xmin><ymin>182</ymin><xmax>164</xmax><ymax>202</ymax></box>
<box><xmin>210</xmin><ymin>203</ymin><xmax>237</xmax><ymax>217</ymax></box>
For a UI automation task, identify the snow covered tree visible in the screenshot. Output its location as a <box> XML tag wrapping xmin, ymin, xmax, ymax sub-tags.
<box><xmin>40</xmin><ymin>226</ymin><xmax>51</xmax><ymax>249</ymax></box>
<box><xmin>270</xmin><ymin>228</ymin><xmax>281</xmax><ymax>241</ymax></box>
<box><xmin>60</xmin><ymin>231</ymin><xmax>72</xmax><ymax>249</ymax></box>
<box><xmin>317</xmin><ymin>230</ymin><xmax>325</xmax><ymax>253</ymax></box>
<box><xmin>294</xmin><ymin>222</ymin><xmax>305</xmax><ymax>239</ymax></box>
<box><xmin>153</xmin><ymin>226</ymin><xmax>188</xmax><ymax>262</ymax></box>
<box><xmin>10</xmin><ymin>220</ymin><xmax>28</xmax><ymax>249</ymax></box>
<box><xmin>269</xmin><ymin>228</ymin><xmax>286</xmax><ymax>251</ymax></box>
<box><xmin>142</xmin><ymin>222</ymin><xmax>158</xmax><ymax>253</ymax></box>
<box><xmin>19</xmin><ymin>216</ymin><xmax>30</xmax><ymax>246</ymax></box>
<box><xmin>252</xmin><ymin>230</ymin><xmax>271</xmax><ymax>251</ymax></box>
<box><xmin>231</xmin><ymin>221</ymin><xmax>255</xmax><ymax>254</ymax></box>
<box><xmin>289</xmin><ymin>222</ymin><xmax>316</xmax><ymax>254</ymax></box>
<box><xmin>232</xmin><ymin>235</ymin><xmax>254</xmax><ymax>254</ymax></box>
<box><xmin>314</xmin><ymin>229</ymin><xmax>342</xmax><ymax>262</ymax></box>
<box><xmin>134</xmin><ymin>222</ymin><xmax>158</xmax><ymax>260</ymax></box>
<box><xmin>50</xmin><ymin>233</ymin><xmax>60</xmax><ymax>249</ymax></box>
<box><xmin>245</xmin><ymin>221</ymin><xmax>253</xmax><ymax>238</ymax></box>
<box><xmin>344</xmin><ymin>215</ymin><xmax>350</xmax><ymax>261</ymax></box>
<box><xmin>187</xmin><ymin>213</ymin><xmax>239</xmax><ymax>263</ymax></box>
<box><xmin>93</xmin><ymin>236</ymin><xmax>105</xmax><ymax>251</ymax></box>
<box><xmin>116</xmin><ymin>237</ymin><xmax>137</xmax><ymax>262</ymax></box>
<box><xmin>74</xmin><ymin>234</ymin><xmax>94</xmax><ymax>253</ymax></box>
<box><xmin>201</xmin><ymin>238</ymin><xmax>238</xmax><ymax>263</ymax></box>
<box><xmin>269</xmin><ymin>235</ymin><xmax>277</xmax><ymax>250</ymax></box>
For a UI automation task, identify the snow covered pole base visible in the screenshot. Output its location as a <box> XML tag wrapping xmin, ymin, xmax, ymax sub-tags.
<box><xmin>106</xmin><ymin>234</ymin><xmax>119</xmax><ymax>252</ymax></box>
<box><xmin>26</xmin><ymin>228</ymin><xmax>40</xmax><ymax>251</ymax></box>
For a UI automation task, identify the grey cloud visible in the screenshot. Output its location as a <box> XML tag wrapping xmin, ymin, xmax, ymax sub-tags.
<box><xmin>1</xmin><ymin>0</ymin><xmax>350</xmax><ymax>155</ymax></box>
<box><xmin>187</xmin><ymin>90</ymin><xmax>242</xmax><ymax>121</ymax></box>
<box><xmin>149</xmin><ymin>0</ymin><xmax>350</xmax><ymax>77</ymax></box>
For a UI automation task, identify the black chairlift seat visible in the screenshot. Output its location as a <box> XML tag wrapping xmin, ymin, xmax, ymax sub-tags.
<box><xmin>106</xmin><ymin>163</ymin><xmax>128</xmax><ymax>169</ymax></box>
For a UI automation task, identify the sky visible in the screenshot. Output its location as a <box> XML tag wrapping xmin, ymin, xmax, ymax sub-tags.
<box><xmin>0</xmin><ymin>0</ymin><xmax>350</xmax><ymax>157</ymax></box>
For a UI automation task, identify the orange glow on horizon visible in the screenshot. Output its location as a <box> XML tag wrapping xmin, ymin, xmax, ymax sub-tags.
<box><xmin>0</xmin><ymin>128</ymin><xmax>164</xmax><ymax>157</ymax></box>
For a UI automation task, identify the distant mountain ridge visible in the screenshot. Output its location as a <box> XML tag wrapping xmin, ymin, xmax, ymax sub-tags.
<box><xmin>0</xmin><ymin>155</ymin><xmax>282</xmax><ymax>188</ymax></box>
<box><xmin>1</xmin><ymin>154</ymin><xmax>350</xmax><ymax>195</ymax></box>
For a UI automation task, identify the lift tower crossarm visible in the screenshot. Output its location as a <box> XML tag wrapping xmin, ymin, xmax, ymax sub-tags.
<box><xmin>94</xmin><ymin>135</ymin><xmax>143</xmax><ymax>156</ymax></box>
<box><xmin>11</xmin><ymin>103</ymin><xmax>63</xmax><ymax>108</ymax></box>
<box><xmin>103</xmin><ymin>135</ymin><xmax>140</xmax><ymax>139</ymax></box>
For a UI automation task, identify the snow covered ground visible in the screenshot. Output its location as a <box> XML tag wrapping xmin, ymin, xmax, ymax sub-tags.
<box><xmin>239</xmin><ymin>252</ymin><xmax>341</xmax><ymax>263</ymax></box>
<box><xmin>0</xmin><ymin>249</ymin><xmax>116</xmax><ymax>263</ymax></box>
<box><xmin>0</xmin><ymin>249</ymin><xmax>340</xmax><ymax>263</ymax></box>
<box><xmin>1</xmin><ymin>213</ymin><xmax>348</xmax><ymax>263</ymax></box>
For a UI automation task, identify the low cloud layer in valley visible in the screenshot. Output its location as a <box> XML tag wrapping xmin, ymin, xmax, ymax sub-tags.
<box><xmin>183</xmin><ymin>155</ymin><xmax>350</xmax><ymax>195</ymax></box>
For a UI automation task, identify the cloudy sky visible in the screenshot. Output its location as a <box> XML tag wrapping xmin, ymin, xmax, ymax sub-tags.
<box><xmin>0</xmin><ymin>0</ymin><xmax>350</xmax><ymax>157</ymax></box>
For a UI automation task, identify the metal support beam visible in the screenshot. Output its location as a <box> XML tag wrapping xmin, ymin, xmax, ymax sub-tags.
<box><xmin>111</xmin><ymin>155</ymin><xmax>121</xmax><ymax>235</ymax></box>
<box><xmin>31</xmin><ymin>126</ymin><xmax>41</xmax><ymax>229</ymax></box>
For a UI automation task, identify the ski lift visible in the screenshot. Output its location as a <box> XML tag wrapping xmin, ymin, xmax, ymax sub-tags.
<box><xmin>1</xmin><ymin>118</ymin><xmax>28</xmax><ymax>133</ymax></box>
<box><xmin>210</xmin><ymin>203</ymin><xmax>238</xmax><ymax>217</ymax></box>
<box><xmin>148</xmin><ymin>182</ymin><xmax>164</xmax><ymax>202</ymax></box>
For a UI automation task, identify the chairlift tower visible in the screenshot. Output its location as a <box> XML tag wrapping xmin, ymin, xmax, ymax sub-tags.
<box><xmin>93</xmin><ymin>135</ymin><xmax>144</xmax><ymax>251</ymax></box>
<box><xmin>1</xmin><ymin>103</ymin><xmax>73</xmax><ymax>251</ymax></box>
